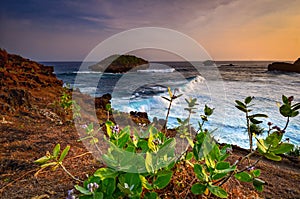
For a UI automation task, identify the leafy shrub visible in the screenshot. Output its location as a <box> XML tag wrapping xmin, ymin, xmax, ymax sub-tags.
<box><xmin>34</xmin><ymin>93</ymin><xmax>299</xmax><ymax>198</ymax></box>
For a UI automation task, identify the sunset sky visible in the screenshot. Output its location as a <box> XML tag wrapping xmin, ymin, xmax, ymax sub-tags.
<box><xmin>1</xmin><ymin>0</ymin><xmax>300</xmax><ymax>61</ymax></box>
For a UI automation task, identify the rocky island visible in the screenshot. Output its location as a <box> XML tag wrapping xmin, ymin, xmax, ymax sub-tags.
<box><xmin>268</xmin><ymin>58</ymin><xmax>300</xmax><ymax>73</ymax></box>
<box><xmin>89</xmin><ymin>54</ymin><xmax>149</xmax><ymax>73</ymax></box>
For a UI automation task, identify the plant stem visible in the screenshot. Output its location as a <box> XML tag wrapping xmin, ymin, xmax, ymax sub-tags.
<box><xmin>164</xmin><ymin>98</ymin><xmax>173</xmax><ymax>132</ymax></box>
<box><xmin>60</xmin><ymin>163</ymin><xmax>83</xmax><ymax>182</ymax></box>
<box><xmin>282</xmin><ymin>116</ymin><xmax>290</xmax><ymax>131</ymax></box>
<box><xmin>246</xmin><ymin>112</ymin><xmax>253</xmax><ymax>152</ymax></box>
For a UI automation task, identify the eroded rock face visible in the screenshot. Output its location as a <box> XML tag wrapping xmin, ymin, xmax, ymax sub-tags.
<box><xmin>0</xmin><ymin>49</ymin><xmax>63</xmax><ymax>113</ymax></box>
<box><xmin>268</xmin><ymin>58</ymin><xmax>300</xmax><ymax>73</ymax></box>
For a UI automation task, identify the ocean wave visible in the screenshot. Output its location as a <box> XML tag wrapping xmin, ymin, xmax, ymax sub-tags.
<box><xmin>137</xmin><ymin>68</ymin><xmax>175</xmax><ymax>73</ymax></box>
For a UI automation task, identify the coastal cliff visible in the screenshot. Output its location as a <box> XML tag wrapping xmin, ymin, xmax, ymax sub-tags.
<box><xmin>268</xmin><ymin>58</ymin><xmax>300</xmax><ymax>73</ymax></box>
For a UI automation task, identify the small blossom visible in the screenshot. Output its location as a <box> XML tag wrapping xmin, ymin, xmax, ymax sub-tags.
<box><xmin>66</xmin><ymin>189</ymin><xmax>76</xmax><ymax>199</ymax></box>
<box><xmin>153</xmin><ymin>138</ymin><xmax>162</xmax><ymax>145</ymax></box>
<box><xmin>93</xmin><ymin>182</ymin><xmax>99</xmax><ymax>189</ymax></box>
<box><xmin>111</xmin><ymin>125</ymin><xmax>120</xmax><ymax>134</ymax></box>
<box><xmin>267</xmin><ymin>122</ymin><xmax>273</xmax><ymax>126</ymax></box>
<box><xmin>81</xmin><ymin>124</ymin><xmax>88</xmax><ymax>129</ymax></box>
<box><xmin>288</xmin><ymin>96</ymin><xmax>294</xmax><ymax>102</ymax></box>
<box><xmin>247</xmin><ymin>166</ymin><xmax>255</xmax><ymax>171</ymax></box>
<box><xmin>226</xmin><ymin>148</ymin><xmax>233</xmax><ymax>154</ymax></box>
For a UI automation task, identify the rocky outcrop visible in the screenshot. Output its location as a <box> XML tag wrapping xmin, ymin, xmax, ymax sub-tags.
<box><xmin>0</xmin><ymin>49</ymin><xmax>63</xmax><ymax>113</ymax></box>
<box><xmin>0</xmin><ymin>49</ymin><xmax>151</xmax><ymax>126</ymax></box>
<box><xmin>268</xmin><ymin>58</ymin><xmax>300</xmax><ymax>73</ymax></box>
<box><xmin>89</xmin><ymin>54</ymin><xmax>149</xmax><ymax>73</ymax></box>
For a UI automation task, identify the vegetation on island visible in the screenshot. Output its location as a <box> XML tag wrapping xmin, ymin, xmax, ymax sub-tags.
<box><xmin>89</xmin><ymin>54</ymin><xmax>149</xmax><ymax>73</ymax></box>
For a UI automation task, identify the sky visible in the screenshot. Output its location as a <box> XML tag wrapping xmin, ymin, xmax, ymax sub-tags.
<box><xmin>1</xmin><ymin>0</ymin><xmax>300</xmax><ymax>61</ymax></box>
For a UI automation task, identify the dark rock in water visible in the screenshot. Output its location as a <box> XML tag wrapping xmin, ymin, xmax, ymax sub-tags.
<box><xmin>294</xmin><ymin>58</ymin><xmax>300</xmax><ymax>65</ymax></box>
<box><xmin>203</xmin><ymin>60</ymin><xmax>215</xmax><ymax>66</ymax></box>
<box><xmin>94</xmin><ymin>93</ymin><xmax>111</xmax><ymax>109</ymax></box>
<box><xmin>89</xmin><ymin>54</ymin><xmax>149</xmax><ymax>73</ymax></box>
<box><xmin>268</xmin><ymin>58</ymin><xmax>300</xmax><ymax>73</ymax></box>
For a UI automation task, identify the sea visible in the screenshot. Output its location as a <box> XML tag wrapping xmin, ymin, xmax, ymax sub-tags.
<box><xmin>41</xmin><ymin>61</ymin><xmax>300</xmax><ymax>149</ymax></box>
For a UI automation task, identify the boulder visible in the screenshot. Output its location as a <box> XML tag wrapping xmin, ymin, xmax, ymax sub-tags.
<box><xmin>268</xmin><ymin>58</ymin><xmax>300</xmax><ymax>73</ymax></box>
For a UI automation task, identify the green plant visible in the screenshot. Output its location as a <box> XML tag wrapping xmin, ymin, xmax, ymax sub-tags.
<box><xmin>60</xmin><ymin>90</ymin><xmax>81</xmax><ymax>119</ymax></box>
<box><xmin>34</xmin><ymin>144</ymin><xmax>81</xmax><ymax>182</ymax></box>
<box><xmin>34</xmin><ymin>94</ymin><xmax>299</xmax><ymax>198</ymax></box>
<box><xmin>161</xmin><ymin>87</ymin><xmax>182</xmax><ymax>132</ymax></box>
<box><xmin>235</xmin><ymin>96</ymin><xmax>268</xmax><ymax>151</ymax></box>
<box><xmin>74</xmin><ymin>122</ymin><xmax>175</xmax><ymax>198</ymax></box>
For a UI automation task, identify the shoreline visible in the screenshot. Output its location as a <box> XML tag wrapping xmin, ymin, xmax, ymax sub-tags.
<box><xmin>1</xmin><ymin>49</ymin><xmax>299</xmax><ymax>198</ymax></box>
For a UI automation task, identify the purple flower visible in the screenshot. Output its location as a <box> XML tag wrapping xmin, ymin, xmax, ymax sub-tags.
<box><xmin>267</xmin><ymin>122</ymin><xmax>273</xmax><ymax>126</ymax></box>
<box><xmin>111</xmin><ymin>125</ymin><xmax>120</xmax><ymax>134</ymax></box>
<box><xmin>247</xmin><ymin>166</ymin><xmax>255</xmax><ymax>171</ymax></box>
<box><xmin>288</xmin><ymin>96</ymin><xmax>294</xmax><ymax>103</ymax></box>
<box><xmin>87</xmin><ymin>182</ymin><xmax>99</xmax><ymax>193</ymax></box>
<box><xmin>66</xmin><ymin>189</ymin><xmax>76</xmax><ymax>199</ymax></box>
<box><xmin>226</xmin><ymin>148</ymin><xmax>233</xmax><ymax>154</ymax></box>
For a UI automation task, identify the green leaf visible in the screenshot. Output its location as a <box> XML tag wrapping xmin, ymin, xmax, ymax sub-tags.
<box><xmin>265</xmin><ymin>132</ymin><xmax>282</xmax><ymax>147</ymax></box>
<box><xmin>105</xmin><ymin>121</ymin><xmax>115</xmax><ymax>138</ymax></box>
<box><xmin>168</xmin><ymin>87</ymin><xmax>173</xmax><ymax>98</ymax></box>
<box><xmin>191</xmin><ymin>183</ymin><xmax>207</xmax><ymax>195</ymax></box>
<box><xmin>249</xmin><ymin>118</ymin><xmax>262</xmax><ymax>124</ymax></box>
<box><xmin>139</xmin><ymin>175</ymin><xmax>153</xmax><ymax>190</ymax></box>
<box><xmin>235</xmin><ymin>100</ymin><xmax>246</xmax><ymax>108</ymax></box>
<box><xmin>185</xmin><ymin>152</ymin><xmax>193</xmax><ymax>161</ymax></box>
<box><xmin>291</xmin><ymin>110</ymin><xmax>299</xmax><ymax>117</ymax></box>
<box><xmin>251</xmin><ymin>169</ymin><xmax>261</xmax><ymax>177</ymax></box>
<box><xmin>256</xmin><ymin>139</ymin><xmax>268</xmax><ymax>154</ymax></box>
<box><xmin>94</xmin><ymin>192</ymin><xmax>104</xmax><ymax>199</ymax></box>
<box><xmin>148</xmin><ymin>130</ymin><xmax>157</xmax><ymax>153</ymax></box>
<box><xmin>161</xmin><ymin>96</ymin><xmax>171</xmax><ymax>102</ymax></box>
<box><xmin>116</xmin><ymin>130</ymin><xmax>130</xmax><ymax>148</ymax></box>
<box><xmin>292</xmin><ymin>103</ymin><xmax>300</xmax><ymax>111</ymax></box>
<box><xmin>253</xmin><ymin>178</ymin><xmax>265</xmax><ymax>192</ymax></box>
<box><xmin>34</xmin><ymin>156</ymin><xmax>51</xmax><ymax>165</ymax></box>
<box><xmin>194</xmin><ymin>164</ymin><xmax>208</xmax><ymax>182</ymax></box>
<box><xmin>105</xmin><ymin>103</ymin><xmax>111</xmax><ymax>111</ymax></box>
<box><xmin>216</xmin><ymin>162</ymin><xmax>230</xmax><ymax>170</ymax></box>
<box><xmin>58</xmin><ymin>145</ymin><xmax>70</xmax><ymax>162</ymax></box>
<box><xmin>264</xmin><ymin>152</ymin><xmax>281</xmax><ymax>161</ymax></box>
<box><xmin>153</xmin><ymin>171</ymin><xmax>173</xmax><ymax>189</ymax></box>
<box><xmin>40</xmin><ymin>162</ymin><xmax>57</xmax><ymax>168</ymax></box>
<box><xmin>249</xmin><ymin>114</ymin><xmax>268</xmax><ymax>118</ymax></box>
<box><xmin>272</xmin><ymin>143</ymin><xmax>294</xmax><ymax>154</ymax></box>
<box><xmin>235</xmin><ymin>105</ymin><xmax>247</xmax><ymax>113</ymax></box>
<box><xmin>234</xmin><ymin>172</ymin><xmax>253</xmax><ymax>182</ymax></box>
<box><xmin>52</xmin><ymin>144</ymin><xmax>60</xmax><ymax>158</ymax></box>
<box><xmin>94</xmin><ymin>168</ymin><xmax>118</xmax><ymax>180</ymax></box>
<box><xmin>208</xmin><ymin>184</ymin><xmax>228</xmax><ymax>198</ymax></box>
<box><xmin>282</xmin><ymin>95</ymin><xmax>289</xmax><ymax>104</ymax></box>
<box><xmin>145</xmin><ymin>152</ymin><xmax>154</xmax><ymax>173</ymax></box>
<box><xmin>244</xmin><ymin>96</ymin><xmax>253</xmax><ymax>104</ymax></box>
<box><xmin>74</xmin><ymin>185</ymin><xmax>92</xmax><ymax>195</ymax></box>
<box><xmin>280</xmin><ymin>104</ymin><xmax>292</xmax><ymax>117</ymax></box>
<box><xmin>204</xmin><ymin>105</ymin><xmax>214</xmax><ymax>116</ymax></box>
<box><xmin>144</xmin><ymin>192</ymin><xmax>158</xmax><ymax>199</ymax></box>
<box><xmin>102</xmin><ymin>178</ymin><xmax>116</xmax><ymax>196</ymax></box>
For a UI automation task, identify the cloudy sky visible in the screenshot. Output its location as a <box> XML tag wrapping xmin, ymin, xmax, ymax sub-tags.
<box><xmin>1</xmin><ymin>0</ymin><xmax>300</xmax><ymax>61</ymax></box>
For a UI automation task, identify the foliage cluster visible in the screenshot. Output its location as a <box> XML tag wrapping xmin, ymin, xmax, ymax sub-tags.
<box><xmin>34</xmin><ymin>90</ymin><xmax>299</xmax><ymax>198</ymax></box>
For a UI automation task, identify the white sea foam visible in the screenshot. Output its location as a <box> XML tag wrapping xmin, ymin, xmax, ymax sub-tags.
<box><xmin>137</xmin><ymin>68</ymin><xmax>175</xmax><ymax>73</ymax></box>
